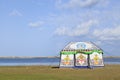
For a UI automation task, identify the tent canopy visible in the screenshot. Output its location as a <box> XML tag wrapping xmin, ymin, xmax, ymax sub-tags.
<box><xmin>60</xmin><ymin>42</ymin><xmax>103</xmax><ymax>55</ymax></box>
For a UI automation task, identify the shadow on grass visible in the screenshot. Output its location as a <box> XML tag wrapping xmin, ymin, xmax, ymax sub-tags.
<box><xmin>51</xmin><ymin>66</ymin><xmax>59</xmax><ymax>69</ymax></box>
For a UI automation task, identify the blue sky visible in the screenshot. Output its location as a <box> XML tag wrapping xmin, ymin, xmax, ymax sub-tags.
<box><xmin>0</xmin><ymin>0</ymin><xmax>120</xmax><ymax>56</ymax></box>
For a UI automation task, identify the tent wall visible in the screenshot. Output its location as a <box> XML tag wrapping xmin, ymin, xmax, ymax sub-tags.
<box><xmin>59</xmin><ymin>51</ymin><xmax>104</xmax><ymax>68</ymax></box>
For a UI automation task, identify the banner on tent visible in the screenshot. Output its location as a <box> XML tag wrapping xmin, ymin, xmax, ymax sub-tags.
<box><xmin>60</xmin><ymin>54</ymin><xmax>74</xmax><ymax>67</ymax></box>
<box><xmin>75</xmin><ymin>53</ymin><xmax>88</xmax><ymax>66</ymax></box>
<box><xmin>90</xmin><ymin>52</ymin><xmax>104</xmax><ymax>66</ymax></box>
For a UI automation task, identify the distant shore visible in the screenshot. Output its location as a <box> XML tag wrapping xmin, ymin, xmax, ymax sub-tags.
<box><xmin>0</xmin><ymin>56</ymin><xmax>120</xmax><ymax>59</ymax></box>
<box><xmin>0</xmin><ymin>56</ymin><xmax>59</xmax><ymax>59</ymax></box>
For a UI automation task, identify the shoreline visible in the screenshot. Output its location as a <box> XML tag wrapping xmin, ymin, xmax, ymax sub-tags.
<box><xmin>0</xmin><ymin>56</ymin><xmax>120</xmax><ymax>59</ymax></box>
<box><xmin>0</xmin><ymin>56</ymin><xmax>59</xmax><ymax>59</ymax></box>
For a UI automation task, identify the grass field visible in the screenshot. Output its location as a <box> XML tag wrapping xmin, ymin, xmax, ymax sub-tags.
<box><xmin>0</xmin><ymin>65</ymin><xmax>120</xmax><ymax>80</ymax></box>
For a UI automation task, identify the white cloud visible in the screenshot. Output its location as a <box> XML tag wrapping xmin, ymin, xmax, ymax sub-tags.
<box><xmin>56</xmin><ymin>0</ymin><xmax>99</xmax><ymax>8</ymax></box>
<box><xmin>9</xmin><ymin>10</ymin><xmax>22</xmax><ymax>16</ymax></box>
<box><xmin>55</xmin><ymin>20</ymin><xmax>98</xmax><ymax>36</ymax></box>
<box><xmin>56</xmin><ymin>0</ymin><xmax>110</xmax><ymax>9</ymax></box>
<box><xmin>28</xmin><ymin>21</ymin><xmax>44</xmax><ymax>27</ymax></box>
<box><xmin>94</xmin><ymin>41</ymin><xmax>102</xmax><ymax>46</ymax></box>
<box><xmin>97</xmin><ymin>0</ymin><xmax>109</xmax><ymax>7</ymax></box>
<box><xmin>93</xmin><ymin>26</ymin><xmax>120</xmax><ymax>40</ymax></box>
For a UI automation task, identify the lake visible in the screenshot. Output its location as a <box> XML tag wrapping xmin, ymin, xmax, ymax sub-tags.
<box><xmin>0</xmin><ymin>57</ymin><xmax>119</xmax><ymax>66</ymax></box>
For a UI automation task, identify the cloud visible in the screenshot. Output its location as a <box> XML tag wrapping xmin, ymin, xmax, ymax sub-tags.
<box><xmin>9</xmin><ymin>10</ymin><xmax>22</xmax><ymax>16</ymax></box>
<box><xmin>28</xmin><ymin>21</ymin><xmax>44</xmax><ymax>27</ymax></box>
<box><xmin>93</xmin><ymin>25</ymin><xmax>120</xmax><ymax>40</ymax></box>
<box><xmin>94</xmin><ymin>41</ymin><xmax>102</xmax><ymax>46</ymax></box>
<box><xmin>56</xmin><ymin>0</ymin><xmax>99</xmax><ymax>8</ymax></box>
<box><xmin>55</xmin><ymin>20</ymin><xmax>98</xmax><ymax>36</ymax></box>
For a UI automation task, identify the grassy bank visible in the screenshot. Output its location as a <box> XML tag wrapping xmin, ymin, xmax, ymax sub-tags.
<box><xmin>0</xmin><ymin>65</ymin><xmax>119</xmax><ymax>80</ymax></box>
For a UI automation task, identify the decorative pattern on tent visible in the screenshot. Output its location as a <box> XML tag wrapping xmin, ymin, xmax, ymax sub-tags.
<box><xmin>75</xmin><ymin>53</ymin><xmax>88</xmax><ymax>66</ymax></box>
<box><xmin>90</xmin><ymin>52</ymin><xmax>104</xmax><ymax>66</ymax></box>
<box><xmin>60</xmin><ymin>54</ymin><xmax>74</xmax><ymax>67</ymax></box>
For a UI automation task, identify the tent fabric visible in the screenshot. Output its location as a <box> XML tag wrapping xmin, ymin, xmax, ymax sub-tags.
<box><xmin>62</xmin><ymin>42</ymin><xmax>102</xmax><ymax>50</ymax></box>
<box><xmin>61</xmin><ymin>42</ymin><xmax>103</xmax><ymax>55</ymax></box>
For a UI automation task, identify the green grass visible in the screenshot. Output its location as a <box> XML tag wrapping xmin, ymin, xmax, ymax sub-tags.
<box><xmin>0</xmin><ymin>65</ymin><xmax>120</xmax><ymax>80</ymax></box>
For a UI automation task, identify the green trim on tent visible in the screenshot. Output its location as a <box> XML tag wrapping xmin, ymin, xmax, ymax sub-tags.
<box><xmin>77</xmin><ymin>50</ymin><xmax>103</xmax><ymax>54</ymax></box>
<box><xmin>60</xmin><ymin>51</ymin><xmax>77</xmax><ymax>55</ymax></box>
<box><xmin>92</xmin><ymin>50</ymin><xmax>103</xmax><ymax>53</ymax></box>
<box><xmin>60</xmin><ymin>50</ymin><xmax>103</xmax><ymax>55</ymax></box>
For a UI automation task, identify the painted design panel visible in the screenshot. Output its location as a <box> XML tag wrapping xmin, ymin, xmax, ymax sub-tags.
<box><xmin>60</xmin><ymin>54</ymin><xmax>74</xmax><ymax>67</ymax></box>
<box><xmin>90</xmin><ymin>52</ymin><xmax>104</xmax><ymax>66</ymax></box>
<box><xmin>75</xmin><ymin>53</ymin><xmax>88</xmax><ymax>66</ymax></box>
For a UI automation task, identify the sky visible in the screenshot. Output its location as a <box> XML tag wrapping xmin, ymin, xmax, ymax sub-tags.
<box><xmin>0</xmin><ymin>0</ymin><xmax>120</xmax><ymax>56</ymax></box>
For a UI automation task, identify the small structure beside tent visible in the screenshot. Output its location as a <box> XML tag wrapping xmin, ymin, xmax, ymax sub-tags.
<box><xmin>59</xmin><ymin>42</ymin><xmax>104</xmax><ymax>68</ymax></box>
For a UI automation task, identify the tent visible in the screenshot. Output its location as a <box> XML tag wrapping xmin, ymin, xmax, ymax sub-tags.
<box><xmin>59</xmin><ymin>42</ymin><xmax>104</xmax><ymax>68</ymax></box>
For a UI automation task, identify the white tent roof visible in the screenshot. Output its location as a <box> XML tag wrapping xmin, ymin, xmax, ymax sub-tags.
<box><xmin>62</xmin><ymin>42</ymin><xmax>101</xmax><ymax>50</ymax></box>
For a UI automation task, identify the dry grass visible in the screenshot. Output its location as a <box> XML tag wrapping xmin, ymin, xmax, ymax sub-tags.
<box><xmin>0</xmin><ymin>65</ymin><xmax>119</xmax><ymax>80</ymax></box>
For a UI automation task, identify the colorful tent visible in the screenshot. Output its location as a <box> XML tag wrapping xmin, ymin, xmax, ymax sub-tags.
<box><xmin>59</xmin><ymin>42</ymin><xmax>104</xmax><ymax>68</ymax></box>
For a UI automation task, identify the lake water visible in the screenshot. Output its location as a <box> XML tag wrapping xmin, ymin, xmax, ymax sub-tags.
<box><xmin>0</xmin><ymin>57</ymin><xmax>120</xmax><ymax>66</ymax></box>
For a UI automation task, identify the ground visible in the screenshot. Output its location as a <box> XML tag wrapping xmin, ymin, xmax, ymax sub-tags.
<box><xmin>0</xmin><ymin>65</ymin><xmax>119</xmax><ymax>80</ymax></box>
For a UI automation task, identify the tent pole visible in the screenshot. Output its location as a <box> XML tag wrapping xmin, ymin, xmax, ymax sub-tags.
<box><xmin>88</xmin><ymin>54</ymin><xmax>91</xmax><ymax>69</ymax></box>
<box><xmin>59</xmin><ymin>53</ymin><xmax>62</xmax><ymax>68</ymax></box>
<box><xmin>74</xmin><ymin>54</ymin><xmax>76</xmax><ymax>68</ymax></box>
